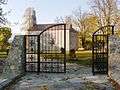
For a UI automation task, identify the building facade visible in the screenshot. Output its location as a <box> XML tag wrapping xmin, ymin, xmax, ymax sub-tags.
<box><xmin>23</xmin><ymin>7</ymin><xmax>78</xmax><ymax>52</ymax></box>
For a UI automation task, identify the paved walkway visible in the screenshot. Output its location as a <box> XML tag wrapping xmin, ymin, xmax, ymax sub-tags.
<box><xmin>7</xmin><ymin>63</ymin><xmax>114</xmax><ymax>90</ymax></box>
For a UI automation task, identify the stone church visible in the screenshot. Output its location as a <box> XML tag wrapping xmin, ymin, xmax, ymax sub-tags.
<box><xmin>22</xmin><ymin>7</ymin><xmax>78</xmax><ymax>51</ymax></box>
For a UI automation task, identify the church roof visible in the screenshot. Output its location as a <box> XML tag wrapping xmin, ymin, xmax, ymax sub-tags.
<box><xmin>28</xmin><ymin>23</ymin><xmax>78</xmax><ymax>33</ymax></box>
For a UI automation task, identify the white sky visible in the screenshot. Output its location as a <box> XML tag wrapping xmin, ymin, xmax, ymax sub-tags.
<box><xmin>2</xmin><ymin>0</ymin><xmax>89</xmax><ymax>40</ymax></box>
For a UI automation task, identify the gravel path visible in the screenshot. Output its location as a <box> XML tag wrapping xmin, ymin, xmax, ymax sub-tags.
<box><xmin>7</xmin><ymin>63</ymin><xmax>114</xmax><ymax>90</ymax></box>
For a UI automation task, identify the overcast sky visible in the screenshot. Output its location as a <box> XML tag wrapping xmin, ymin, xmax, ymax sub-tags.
<box><xmin>2</xmin><ymin>0</ymin><xmax>89</xmax><ymax>37</ymax></box>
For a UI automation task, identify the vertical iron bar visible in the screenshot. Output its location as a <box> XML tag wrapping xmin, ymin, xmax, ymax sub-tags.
<box><xmin>58</xmin><ymin>27</ymin><xmax>60</xmax><ymax>72</ymax></box>
<box><xmin>92</xmin><ymin>35</ymin><xmax>95</xmax><ymax>75</ymax></box>
<box><xmin>103</xmin><ymin>35</ymin><xmax>105</xmax><ymax>73</ymax></box>
<box><xmin>64</xmin><ymin>24</ymin><xmax>66</xmax><ymax>73</ymax></box>
<box><xmin>45</xmin><ymin>33</ymin><xmax>46</xmax><ymax>53</ymax></box>
<box><xmin>106</xmin><ymin>35</ymin><xmax>108</xmax><ymax>75</ymax></box>
<box><xmin>112</xmin><ymin>26</ymin><xmax>114</xmax><ymax>35</ymax></box>
<box><xmin>37</xmin><ymin>35</ymin><xmax>40</xmax><ymax>74</ymax></box>
<box><xmin>100</xmin><ymin>35</ymin><xmax>102</xmax><ymax>73</ymax></box>
<box><xmin>42</xmin><ymin>34</ymin><xmax>43</xmax><ymax>72</ymax></box>
<box><xmin>24</xmin><ymin>35</ymin><xmax>26</xmax><ymax>72</ymax></box>
<box><xmin>51</xmin><ymin>28</ymin><xmax>53</xmax><ymax>72</ymax></box>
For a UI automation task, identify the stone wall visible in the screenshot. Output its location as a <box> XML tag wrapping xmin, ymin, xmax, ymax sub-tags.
<box><xmin>69</xmin><ymin>30</ymin><xmax>78</xmax><ymax>50</ymax></box>
<box><xmin>1</xmin><ymin>35</ymin><xmax>25</xmax><ymax>79</ymax></box>
<box><xmin>109</xmin><ymin>35</ymin><xmax>120</xmax><ymax>85</ymax></box>
<box><xmin>0</xmin><ymin>58</ymin><xmax>6</xmax><ymax>74</ymax></box>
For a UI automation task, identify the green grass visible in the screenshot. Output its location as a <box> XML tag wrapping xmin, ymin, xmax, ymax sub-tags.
<box><xmin>68</xmin><ymin>50</ymin><xmax>92</xmax><ymax>66</ymax></box>
<box><xmin>40</xmin><ymin>50</ymin><xmax>92</xmax><ymax>66</ymax></box>
<box><xmin>0</xmin><ymin>49</ymin><xmax>92</xmax><ymax>66</ymax></box>
<box><xmin>76</xmin><ymin>50</ymin><xmax>92</xmax><ymax>58</ymax></box>
<box><xmin>0</xmin><ymin>51</ymin><xmax>8</xmax><ymax>58</ymax></box>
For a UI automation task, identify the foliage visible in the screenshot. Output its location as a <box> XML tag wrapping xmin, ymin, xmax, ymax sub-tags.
<box><xmin>0</xmin><ymin>27</ymin><xmax>12</xmax><ymax>49</ymax></box>
<box><xmin>55</xmin><ymin>8</ymin><xmax>98</xmax><ymax>50</ymax></box>
<box><xmin>72</xmin><ymin>8</ymin><xmax>98</xmax><ymax>49</ymax></box>
<box><xmin>55</xmin><ymin>0</ymin><xmax>120</xmax><ymax>49</ymax></box>
<box><xmin>0</xmin><ymin>50</ymin><xmax>8</xmax><ymax>58</ymax></box>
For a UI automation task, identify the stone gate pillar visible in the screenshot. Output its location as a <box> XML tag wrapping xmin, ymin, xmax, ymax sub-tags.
<box><xmin>109</xmin><ymin>35</ymin><xmax>120</xmax><ymax>88</ymax></box>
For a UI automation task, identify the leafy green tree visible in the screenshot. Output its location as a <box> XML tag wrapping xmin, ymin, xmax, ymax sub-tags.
<box><xmin>77</xmin><ymin>15</ymin><xmax>98</xmax><ymax>49</ymax></box>
<box><xmin>0</xmin><ymin>27</ymin><xmax>12</xmax><ymax>49</ymax></box>
<box><xmin>72</xmin><ymin>7</ymin><xmax>99</xmax><ymax>49</ymax></box>
<box><xmin>55</xmin><ymin>7</ymin><xmax>99</xmax><ymax>50</ymax></box>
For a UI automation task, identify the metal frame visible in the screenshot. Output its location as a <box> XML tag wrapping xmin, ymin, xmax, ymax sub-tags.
<box><xmin>25</xmin><ymin>24</ymin><xmax>66</xmax><ymax>73</ymax></box>
<box><xmin>25</xmin><ymin>35</ymin><xmax>38</xmax><ymax>72</ymax></box>
<box><xmin>92</xmin><ymin>25</ymin><xmax>114</xmax><ymax>75</ymax></box>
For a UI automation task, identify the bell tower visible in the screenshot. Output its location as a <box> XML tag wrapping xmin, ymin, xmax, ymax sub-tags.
<box><xmin>21</xmin><ymin>7</ymin><xmax>36</xmax><ymax>34</ymax></box>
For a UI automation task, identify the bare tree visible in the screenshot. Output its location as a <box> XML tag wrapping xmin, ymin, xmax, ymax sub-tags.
<box><xmin>72</xmin><ymin>8</ymin><xmax>87</xmax><ymax>48</ymax></box>
<box><xmin>54</xmin><ymin>16</ymin><xmax>64</xmax><ymax>23</ymax></box>
<box><xmin>72</xmin><ymin>7</ymin><xmax>98</xmax><ymax>49</ymax></box>
<box><xmin>90</xmin><ymin>0</ymin><xmax>119</xmax><ymax>27</ymax></box>
<box><xmin>55</xmin><ymin>7</ymin><xmax>98</xmax><ymax>49</ymax></box>
<box><xmin>0</xmin><ymin>0</ymin><xmax>7</xmax><ymax>4</ymax></box>
<box><xmin>54</xmin><ymin>15</ymin><xmax>73</xmax><ymax>24</ymax></box>
<box><xmin>0</xmin><ymin>0</ymin><xmax>8</xmax><ymax>26</ymax></box>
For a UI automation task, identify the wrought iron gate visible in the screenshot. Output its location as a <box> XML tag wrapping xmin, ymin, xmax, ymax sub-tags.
<box><xmin>92</xmin><ymin>25</ymin><xmax>114</xmax><ymax>75</ymax></box>
<box><xmin>25</xmin><ymin>24</ymin><xmax>66</xmax><ymax>73</ymax></box>
<box><xmin>25</xmin><ymin>35</ymin><xmax>38</xmax><ymax>72</ymax></box>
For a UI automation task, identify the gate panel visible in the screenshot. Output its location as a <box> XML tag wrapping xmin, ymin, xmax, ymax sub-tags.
<box><xmin>38</xmin><ymin>24</ymin><xmax>66</xmax><ymax>73</ymax></box>
<box><xmin>25</xmin><ymin>35</ymin><xmax>38</xmax><ymax>72</ymax></box>
<box><xmin>25</xmin><ymin>24</ymin><xmax>66</xmax><ymax>73</ymax></box>
<box><xmin>92</xmin><ymin>35</ymin><xmax>108</xmax><ymax>74</ymax></box>
<box><xmin>92</xmin><ymin>25</ymin><xmax>114</xmax><ymax>75</ymax></box>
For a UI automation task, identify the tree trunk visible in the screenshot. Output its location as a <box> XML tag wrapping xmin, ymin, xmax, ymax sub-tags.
<box><xmin>81</xmin><ymin>37</ymin><xmax>86</xmax><ymax>49</ymax></box>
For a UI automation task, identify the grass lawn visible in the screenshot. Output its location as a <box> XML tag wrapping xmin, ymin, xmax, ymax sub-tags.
<box><xmin>68</xmin><ymin>50</ymin><xmax>92</xmax><ymax>66</ymax></box>
<box><xmin>0</xmin><ymin>51</ymin><xmax>8</xmax><ymax>58</ymax></box>
<box><xmin>39</xmin><ymin>50</ymin><xmax>92</xmax><ymax>66</ymax></box>
<box><xmin>0</xmin><ymin>50</ymin><xmax>92</xmax><ymax>66</ymax></box>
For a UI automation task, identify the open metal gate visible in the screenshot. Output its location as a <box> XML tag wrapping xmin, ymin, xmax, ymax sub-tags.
<box><xmin>25</xmin><ymin>35</ymin><xmax>39</xmax><ymax>72</ymax></box>
<box><xmin>92</xmin><ymin>25</ymin><xmax>114</xmax><ymax>75</ymax></box>
<box><xmin>25</xmin><ymin>24</ymin><xmax>66</xmax><ymax>73</ymax></box>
